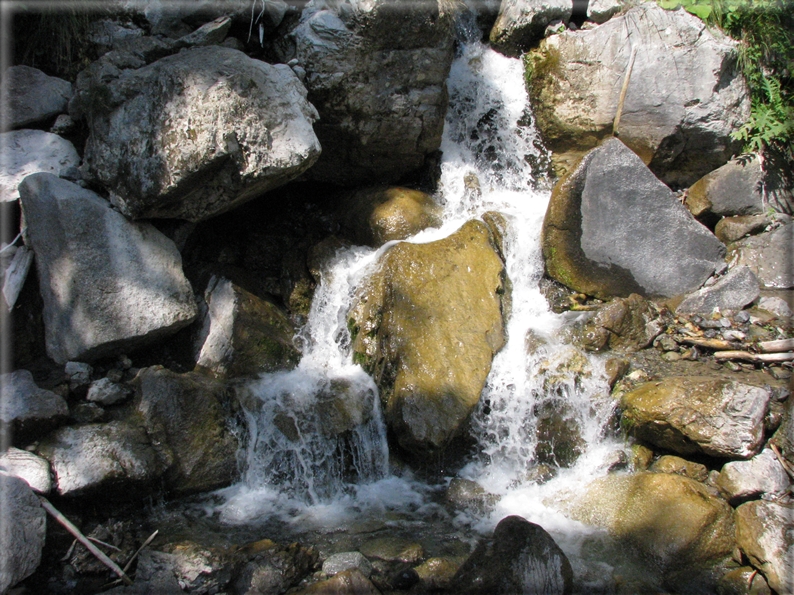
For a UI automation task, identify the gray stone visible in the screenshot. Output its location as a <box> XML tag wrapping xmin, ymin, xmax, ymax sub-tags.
<box><xmin>586</xmin><ymin>0</ymin><xmax>629</xmax><ymax>23</ymax></box>
<box><xmin>542</xmin><ymin>138</ymin><xmax>725</xmax><ymax>299</ymax></box>
<box><xmin>0</xmin><ymin>369</ymin><xmax>69</xmax><ymax>445</ymax></box>
<box><xmin>489</xmin><ymin>0</ymin><xmax>573</xmax><ymax>56</ymax></box>
<box><xmin>715</xmin><ymin>214</ymin><xmax>772</xmax><ymax>244</ymax></box>
<box><xmin>1</xmin><ymin>65</ymin><xmax>72</xmax><ymax>129</ymax></box>
<box><xmin>233</xmin><ymin>540</ymin><xmax>319</xmax><ymax>595</ymax></box>
<box><xmin>526</xmin><ymin>3</ymin><xmax>749</xmax><ymax>186</ymax></box>
<box><xmin>758</xmin><ymin>296</ymin><xmax>792</xmax><ymax>319</ymax></box>
<box><xmin>174</xmin><ymin>15</ymin><xmax>231</xmax><ymax>47</ymax></box>
<box><xmin>278</xmin><ymin>1</ymin><xmax>455</xmax><ymax>186</ymax></box>
<box><xmin>729</xmin><ymin>222</ymin><xmax>794</xmax><ymax>288</ymax></box>
<box><xmin>323</xmin><ymin>552</ymin><xmax>372</xmax><ymax>578</ymax></box>
<box><xmin>0</xmin><ymin>472</ymin><xmax>46</xmax><ymax>593</ymax></box>
<box><xmin>78</xmin><ymin>46</ymin><xmax>320</xmax><ymax>221</ymax></box>
<box><xmin>19</xmin><ymin>174</ymin><xmax>198</xmax><ymax>364</ymax></box>
<box><xmin>86</xmin><ymin>377</ymin><xmax>132</xmax><ymax>406</ymax></box>
<box><xmin>137</xmin><ymin>545</ymin><xmax>233</xmax><ymax>595</ymax></box>
<box><xmin>450</xmin><ymin>515</ymin><xmax>573</xmax><ymax>595</ymax></box>
<box><xmin>0</xmin><ymin>447</ymin><xmax>52</xmax><ymax>493</ymax></box>
<box><xmin>686</xmin><ymin>155</ymin><xmax>766</xmax><ymax>219</ymax></box>
<box><xmin>735</xmin><ymin>500</ymin><xmax>794</xmax><ymax>595</ymax></box>
<box><xmin>716</xmin><ymin>449</ymin><xmax>790</xmax><ymax>505</ymax></box>
<box><xmin>571</xmin><ymin>294</ymin><xmax>667</xmax><ymax>352</ymax></box>
<box><xmin>676</xmin><ymin>266</ymin><xmax>760</xmax><ymax>316</ymax></box>
<box><xmin>0</xmin><ymin>130</ymin><xmax>80</xmax><ymax>203</ymax></box>
<box><xmin>65</xmin><ymin>361</ymin><xmax>93</xmax><ymax>391</ymax></box>
<box><xmin>37</xmin><ymin>421</ymin><xmax>166</xmax><ymax>497</ymax></box>
<box><xmin>649</xmin><ymin>454</ymin><xmax>709</xmax><ymax>483</ymax></box>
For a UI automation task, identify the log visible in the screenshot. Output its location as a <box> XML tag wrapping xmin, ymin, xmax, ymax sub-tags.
<box><xmin>680</xmin><ymin>337</ymin><xmax>742</xmax><ymax>351</ymax></box>
<box><xmin>713</xmin><ymin>351</ymin><xmax>794</xmax><ymax>363</ymax></box>
<box><xmin>758</xmin><ymin>338</ymin><xmax>794</xmax><ymax>353</ymax></box>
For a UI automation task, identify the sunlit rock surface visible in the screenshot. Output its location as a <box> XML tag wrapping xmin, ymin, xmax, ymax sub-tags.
<box><xmin>0</xmin><ymin>472</ymin><xmax>46</xmax><ymax>593</ymax></box>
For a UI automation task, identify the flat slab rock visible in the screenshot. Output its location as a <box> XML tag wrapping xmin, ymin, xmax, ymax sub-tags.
<box><xmin>19</xmin><ymin>173</ymin><xmax>197</xmax><ymax>364</ymax></box>
<box><xmin>0</xmin><ymin>130</ymin><xmax>79</xmax><ymax>203</ymax></box>
<box><xmin>676</xmin><ymin>265</ymin><xmax>760</xmax><ymax>316</ymax></box>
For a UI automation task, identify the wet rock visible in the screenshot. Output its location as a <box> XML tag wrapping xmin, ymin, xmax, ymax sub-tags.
<box><xmin>0</xmin><ymin>369</ymin><xmax>68</xmax><ymax>445</ymax></box>
<box><xmin>19</xmin><ymin>174</ymin><xmax>197</xmax><ymax>364</ymax></box>
<box><xmin>0</xmin><ymin>472</ymin><xmax>47</xmax><ymax>593</ymax></box>
<box><xmin>716</xmin><ymin>214</ymin><xmax>772</xmax><ymax>244</ymax></box>
<box><xmin>194</xmin><ymin>276</ymin><xmax>300</xmax><ymax>379</ymax></box>
<box><xmin>0</xmin><ymin>130</ymin><xmax>79</xmax><ymax>203</ymax></box>
<box><xmin>445</xmin><ymin>477</ymin><xmax>499</xmax><ymax>513</ymax></box>
<box><xmin>649</xmin><ymin>455</ymin><xmax>709</xmax><ymax>483</ymax></box>
<box><xmin>0</xmin><ymin>447</ymin><xmax>51</xmax><ymax>493</ymax></box>
<box><xmin>134</xmin><ymin>366</ymin><xmax>239</xmax><ymax>495</ymax></box>
<box><xmin>86</xmin><ymin>377</ymin><xmax>132</xmax><ymax>406</ymax></box>
<box><xmin>415</xmin><ymin>557</ymin><xmax>460</xmax><ymax>590</ymax></box>
<box><xmin>525</xmin><ymin>3</ymin><xmax>748</xmax><ymax>186</ymax></box>
<box><xmin>450</xmin><ymin>515</ymin><xmax>573</xmax><ymax>595</ymax></box>
<box><xmin>621</xmin><ymin>376</ymin><xmax>771</xmax><ymax>459</ymax></box>
<box><xmin>314</xmin><ymin>378</ymin><xmax>377</xmax><ymax>437</ymax></box>
<box><xmin>349</xmin><ymin>220</ymin><xmax>508</xmax><ymax>455</ymax></box>
<box><xmin>735</xmin><ymin>500</ymin><xmax>794</xmax><ymax>595</ymax></box>
<box><xmin>728</xmin><ymin>221</ymin><xmax>794</xmax><ymax>288</ymax></box>
<box><xmin>567</xmin><ymin>472</ymin><xmax>735</xmax><ymax>574</ymax></box>
<box><xmin>542</xmin><ymin>139</ymin><xmax>725</xmax><ymax>299</ymax></box>
<box><xmin>717</xmin><ymin>567</ymin><xmax>772</xmax><ymax>595</ymax></box>
<box><xmin>337</xmin><ymin>186</ymin><xmax>442</xmax><ymax>247</ymax></box>
<box><xmin>78</xmin><ymin>46</ymin><xmax>320</xmax><ymax>221</ymax></box>
<box><xmin>360</xmin><ymin>537</ymin><xmax>424</xmax><ymax>565</ymax></box>
<box><xmin>103</xmin><ymin>549</ymin><xmax>183</xmax><ymax>595</ymax></box>
<box><xmin>323</xmin><ymin>552</ymin><xmax>372</xmax><ymax>578</ymax></box>
<box><xmin>676</xmin><ymin>266</ymin><xmax>760</xmax><ymax>316</ymax></box>
<box><xmin>37</xmin><ymin>421</ymin><xmax>166</xmax><ymax>497</ymax></box>
<box><xmin>1</xmin><ymin>65</ymin><xmax>72</xmax><ymax>129</ymax></box>
<box><xmin>604</xmin><ymin>357</ymin><xmax>630</xmax><ymax>389</ymax></box>
<box><xmin>571</xmin><ymin>294</ymin><xmax>667</xmax><ymax>351</ymax></box>
<box><xmin>686</xmin><ymin>155</ymin><xmax>766</xmax><ymax>219</ymax></box>
<box><xmin>535</xmin><ymin>398</ymin><xmax>585</xmax><ymax>468</ymax></box>
<box><xmin>278</xmin><ymin>1</ymin><xmax>455</xmax><ymax>185</ymax></box>
<box><xmin>233</xmin><ymin>539</ymin><xmax>318</xmax><ymax>595</ymax></box>
<box><xmin>716</xmin><ymin>449</ymin><xmax>790</xmax><ymax>505</ymax></box>
<box><xmin>489</xmin><ymin>0</ymin><xmax>572</xmax><ymax>56</ymax></box>
<box><xmin>295</xmin><ymin>568</ymin><xmax>381</xmax><ymax>595</ymax></box>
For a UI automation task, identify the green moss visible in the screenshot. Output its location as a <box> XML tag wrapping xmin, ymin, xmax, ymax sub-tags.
<box><xmin>523</xmin><ymin>46</ymin><xmax>561</xmax><ymax>100</ymax></box>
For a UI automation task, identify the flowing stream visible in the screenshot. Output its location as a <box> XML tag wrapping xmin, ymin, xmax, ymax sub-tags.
<box><xmin>206</xmin><ymin>27</ymin><xmax>638</xmax><ymax>592</ymax></box>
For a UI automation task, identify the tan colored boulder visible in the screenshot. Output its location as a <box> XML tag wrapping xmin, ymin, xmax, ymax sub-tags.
<box><xmin>621</xmin><ymin>376</ymin><xmax>770</xmax><ymax>459</ymax></box>
<box><xmin>337</xmin><ymin>186</ymin><xmax>442</xmax><ymax>247</ymax></box>
<box><xmin>649</xmin><ymin>455</ymin><xmax>708</xmax><ymax>483</ymax></box>
<box><xmin>349</xmin><ymin>220</ymin><xmax>508</xmax><ymax>455</ymax></box>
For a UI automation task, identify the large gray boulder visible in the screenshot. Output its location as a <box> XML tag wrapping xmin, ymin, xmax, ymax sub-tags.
<box><xmin>735</xmin><ymin>500</ymin><xmax>794</xmax><ymax>595</ymax></box>
<box><xmin>686</xmin><ymin>154</ymin><xmax>766</xmax><ymax>219</ymax></box>
<box><xmin>541</xmin><ymin>138</ymin><xmax>725</xmax><ymax>299</ymax></box>
<box><xmin>525</xmin><ymin>3</ymin><xmax>749</xmax><ymax>186</ymax></box>
<box><xmin>1</xmin><ymin>65</ymin><xmax>72</xmax><ymax>129</ymax></box>
<box><xmin>621</xmin><ymin>376</ymin><xmax>771</xmax><ymax>459</ymax></box>
<box><xmin>0</xmin><ymin>130</ymin><xmax>80</xmax><ymax>203</ymax></box>
<box><xmin>77</xmin><ymin>45</ymin><xmax>320</xmax><ymax>221</ymax></box>
<box><xmin>349</xmin><ymin>220</ymin><xmax>508</xmax><ymax>456</ymax></box>
<box><xmin>0</xmin><ymin>472</ymin><xmax>46</xmax><ymax>593</ymax></box>
<box><xmin>728</xmin><ymin>220</ymin><xmax>793</xmax><ymax>288</ymax></box>
<box><xmin>19</xmin><ymin>173</ymin><xmax>197</xmax><ymax>364</ymax></box>
<box><xmin>0</xmin><ymin>369</ymin><xmax>69</xmax><ymax>445</ymax></box>
<box><xmin>675</xmin><ymin>266</ymin><xmax>760</xmax><ymax>316</ymax></box>
<box><xmin>277</xmin><ymin>0</ymin><xmax>456</xmax><ymax>186</ymax></box>
<box><xmin>489</xmin><ymin>0</ymin><xmax>573</xmax><ymax>56</ymax></box>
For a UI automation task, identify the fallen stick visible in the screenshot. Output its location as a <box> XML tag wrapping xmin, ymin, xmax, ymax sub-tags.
<box><xmin>38</xmin><ymin>497</ymin><xmax>133</xmax><ymax>586</ymax></box>
<box><xmin>758</xmin><ymin>338</ymin><xmax>794</xmax><ymax>353</ymax></box>
<box><xmin>680</xmin><ymin>337</ymin><xmax>742</xmax><ymax>351</ymax></box>
<box><xmin>770</xmin><ymin>444</ymin><xmax>794</xmax><ymax>480</ymax></box>
<box><xmin>613</xmin><ymin>46</ymin><xmax>638</xmax><ymax>136</ymax></box>
<box><xmin>122</xmin><ymin>530</ymin><xmax>159</xmax><ymax>574</ymax></box>
<box><xmin>713</xmin><ymin>350</ymin><xmax>794</xmax><ymax>363</ymax></box>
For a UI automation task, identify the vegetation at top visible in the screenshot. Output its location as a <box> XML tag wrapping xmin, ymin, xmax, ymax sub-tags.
<box><xmin>657</xmin><ymin>0</ymin><xmax>794</xmax><ymax>160</ymax></box>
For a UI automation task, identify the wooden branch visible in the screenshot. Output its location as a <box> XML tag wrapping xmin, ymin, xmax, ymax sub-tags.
<box><xmin>613</xmin><ymin>46</ymin><xmax>637</xmax><ymax>136</ymax></box>
<box><xmin>680</xmin><ymin>337</ymin><xmax>742</xmax><ymax>351</ymax></box>
<box><xmin>38</xmin><ymin>497</ymin><xmax>133</xmax><ymax>585</ymax></box>
<box><xmin>770</xmin><ymin>444</ymin><xmax>794</xmax><ymax>480</ymax></box>
<box><xmin>758</xmin><ymin>338</ymin><xmax>794</xmax><ymax>353</ymax></box>
<box><xmin>713</xmin><ymin>351</ymin><xmax>794</xmax><ymax>363</ymax></box>
<box><xmin>122</xmin><ymin>530</ymin><xmax>158</xmax><ymax>574</ymax></box>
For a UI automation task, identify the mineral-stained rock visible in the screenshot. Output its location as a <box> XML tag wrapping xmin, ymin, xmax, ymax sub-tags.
<box><xmin>0</xmin><ymin>472</ymin><xmax>47</xmax><ymax>593</ymax></box>
<box><xmin>489</xmin><ymin>0</ymin><xmax>573</xmax><ymax>56</ymax></box>
<box><xmin>620</xmin><ymin>376</ymin><xmax>770</xmax><ymax>459</ymax></box>
<box><xmin>349</xmin><ymin>220</ymin><xmax>508</xmax><ymax>455</ymax></box>
<box><xmin>525</xmin><ymin>3</ymin><xmax>748</xmax><ymax>186</ymax></box>
<box><xmin>716</xmin><ymin>449</ymin><xmax>790</xmax><ymax>505</ymax></box>
<box><xmin>0</xmin><ymin>369</ymin><xmax>69</xmax><ymax>445</ymax></box>
<box><xmin>360</xmin><ymin>537</ymin><xmax>424</xmax><ymax>564</ymax></box>
<box><xmin>450</xmin><ymin>515</ymin><xmax>573</xmax><ymax>595</ymax></box>
<box><xmin>0</xmin><ymin>130</ymin><xmax>79</xmax><ymax>203</ymax></box>
<box><xmin>541</xmin><ymin>139</ymin><xmax>725</xmax><ymax>299</ymax></box>
<box><xmin>78</xmin><ymin>45</ymin><xmax>320</xmax><ymax>221</ymax></box>
<box><xmin>715</xmin><ymin>214</ymin><xmax>772</xmax><ymax>244</ymax></box>
<box><xmin>649</xmin><ymin>455</ymin><xmax>709</xmax><ymax>483</ymax></box>
<box><xmin>676</xmin><ymin>266</ymin><xmax>760</xmax><ymax>316</ymax></box>
<box><xmin>735</xmin><ymin>500</ymin><xmax>794</xmax><ymax>595</ymax></box>
<box><xmin>571</xmin><ymin>294</ymin><xmax>668</xmax><ymax>352</ymax></box>
<box><xmin>0</xmin><ymin>65</ymin><xmax>72</xmax><ymax>129</ymax></box>
<box><xmin>134</xmin><ymin>366</ymin><xmax>239</xmax><ymax>495</ymax></box>
<box><xmin>686</xmin><ymin>155</ymin><xmax>766</xmax><ymax>219</ymax></box>
<box><xmin>19</xmin><ymin>173</ymin><xmax>197</xmax><ymax>364</ymax></box>
<box><xmin>728</xmin><ymin>221</ymin><xmax>794</xmax><ymax>288</ymax></box>
<box><xmin>294</xmin><ymin>568</ymin><xmax>381</xmax><ymax>595</ymax></box>
<box><xmin>277</xmin><ymin>0</ymin><xmax>456</xmax><ymax>185</ymax></box>
<box><xmin>717</xmin><ymin>567</ymin><xmax>772</xmax><ymax>595</ymax></box>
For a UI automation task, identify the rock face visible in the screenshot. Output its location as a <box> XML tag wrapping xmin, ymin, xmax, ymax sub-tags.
<box><xmin>37</xmin><ymin>421</ymin><xmax>166</xmax><ymax>497</ymax></box>
<box><xmin>571</xmin><ymin>294</ymin><xmax>667</xmax><ymax>352</ymax></box>
<box><xmin>78</xmin><ymin>45</ymin><xmax>320</xmax><ymax>221</ymax></box>
<box><xmin>735</xmin><ymin>500</ymin><xmax>794</xmax><ymax>595</ymax></box>
<box><xmin>621</xmin><ymin>376</ymin><xmax>770</xmax><ymax>459</ymax></box>
<box><xmin>0</xmin><ymin>369</ymin><xmax>68</xmax><ymax>445</ymax></box>
<box><xmin>728</xmin><ymin>221</ymin><xmax>793</xmax><ymax>288</ymax></box>
<box><xmin>0</xmin><ymin>472</ymin><xmax>46</xmax><ymax>593</ymax></box>
<box><xmin>349</xmin><ymin>220</ymin><xmax>508</xmax><ymax>455</ymax></box>
<box><xmin>676</xmin><ymin>266</ymin><xmax>760</xmax><ymax>316</ymax></box>
<box><xmin>278</xmin><ymin>0</ymin><xmax>455</xmax><ymax>185</ymax></box>
<box><xmin>525</xmin><ymin>3</ymin><xmax>749</xmax><ymax>186</ymax></box>
<box><xmin>19</xmin><ymin>173</ymin><xmax>197</xmax><ymax>364</ymax></box>
<box><xmin>337</xmin><ymin>186</ymin><xmax>442</xmax><ymax>247</ymax></box>
<box><xmin>450</xmin><ymin>515</ymin><xmax>573</xmax><ymax>595</ymax></box>
<box><xmin>715</xmin><ymin>449</ymin><xmax>790</xmax><ymax>505</ymax></box>
<box><xmin>568</xmin><ymin>473</ymin><xmax>735</xmax><ymax>574</ymax></box>
<box><xmin>541</xmin><ymin>139</ymin><xmax>725</xmax><ymax>299</ymax></box>
<box><xmin>489</xmin><ymin>0</ymin><xmax>573</xmax><ymax>56</ymax></box>
<box><xmin>1</xmin><ymin>65</ymin><xmax>72</xmax><ymax>129</ymax></box>
<box><xmin>0</xmin><ymin>130</ymin><xmax>80</xmax><ymax>202</ymax></box>
<box><xmin>686</xmin><ymin>155</ymin><xmax>766</xmax><ymax>219</ymax></box>
<box><xmin>134</xmin><ymin>366</ymin><xmax>239</xmax><ymax>494</ymax></box>
<box><xmin>194</xmin><ymin>276</ymin><xmax>300</xmax><ymax>379</ymax></box>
